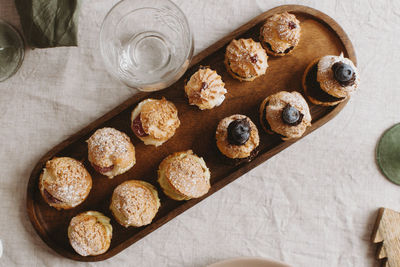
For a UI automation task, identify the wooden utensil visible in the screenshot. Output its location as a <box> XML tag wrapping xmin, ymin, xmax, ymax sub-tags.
<box><xmin>372</xmin><ymin>208</ymin><xmax>400</xmax><ymax>267</ymax></box>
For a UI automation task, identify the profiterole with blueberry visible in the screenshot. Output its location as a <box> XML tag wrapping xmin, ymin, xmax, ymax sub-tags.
<box><xmin>259</xmin><ymin>91</ymin><xmax>312</xmax><ymax>140</ymax></box>
<box><xmin>302</xmin><ymin>53</ymin><xmax>360</xmax><ymax>106</ymax></box>
<box><xmin>216</xmin><ymin>114</ymin><xmax>260</xmax><ymax>164</ymax></box>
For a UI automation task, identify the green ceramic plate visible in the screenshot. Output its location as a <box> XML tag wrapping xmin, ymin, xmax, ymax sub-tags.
<box><xmin>376</xmin><ymin>123</ymin><xmax>400</xmax><ymax>185</ymax></box>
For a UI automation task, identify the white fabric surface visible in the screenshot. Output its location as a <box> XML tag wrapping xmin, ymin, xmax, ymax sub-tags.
<box><xmin>0</xmin><ymin>0</ymin><xmax>398</xmax><ymax>266</ymax></box>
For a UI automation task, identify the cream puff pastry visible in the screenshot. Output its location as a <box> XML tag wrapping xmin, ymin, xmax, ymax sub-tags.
<box><xmin>185</xmin><ymin>67</ymin><xmax>227</xmax><ymax>110</ymax></box>
<box><xmin>39</xmin><ymin>157</ymin><xmax>92</xmax><ymax>210</ymax></box>
<box><xmin>68</xmin><ymin>211</ymin><xmax>112</xmax><ymax>256</ymax></box>
<box><xmin>158</xmin><ymin>150</ymin><xmax>210</xmax><ymax>200</ymax></box>
<box><xmin>87</xmin><ymin>127</ymin><xmax>136</xmax><ymax>178</ymax></box>
<box><xmin>225</xmin><ymin>38</ymin><xmax>268</xmax><ymax>81</ymax></box>
<box><xmin>260</xmin><ymin>12</ymin><xmax>301</xmax><ymax>56</ymax></box>
<box><xmin>259</xmin><ymin>91</ymin><xmax>311</xmax><ymax>140</ymax></box>
<box><xmin>216</xmin><ymin>114</ymin><xmax>259</xmax><ymax>161</ymax></box>
<box><xmin>302</xmin><ymin>53</ymin><xmax>360</xmax><ymax>106</ymax></box>
<box><xmin>110</xmin><ymin>180</ymin><xmax>160</xmax><ymax>228</ymax></box>
<box><xmin>131</xmin><ymin>97</ymin><xmax>180</xmax><ymax>146</ymax></box>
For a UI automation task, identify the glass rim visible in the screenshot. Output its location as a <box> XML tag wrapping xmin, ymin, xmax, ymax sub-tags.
<box><xmin>99</xmin><ymin>0</ymin><xmax>194</xmax><ymax>89</ymax></box>
<box><xmin>0</xmin><ymin>19</ymin><xmax>25</xmax><ymax>82</ymax></box>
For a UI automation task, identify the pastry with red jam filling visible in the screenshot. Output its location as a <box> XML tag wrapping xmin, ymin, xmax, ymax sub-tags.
<box><xmin>39</xmin><ymin>157</ymin><xmax>92</xmax><ymax>210</ymax></box>
<box><xmin>302</xmin><ymin>53</ymin><xmax>360</xmax><ymax>106</ymax></box>
<box><xmin>260</xmin><ymin>12</ymin><xmax>301</xmax><ymax>56</ymax></box>
<box><xmin>131</xmin><ymin>97</ymin><xmax>180</xmax><ymax>146</ymax></box>
<box><xmin>224</xmin><ymin>38</ymin><xmax>268</xmax><ymax>82</ymax></box>
<box><xmin>87</xmin><ymin>127</ymin><xmax>136</xmax><ymax>178</ymax></box>
<box><xmin>259</xmin><ymin>91</ymin><xmax>311</xmax><ymax>140</ymax></box>
<box><xmin>184</xmin><ymin>67</ymin><xmax>227</xmax><ymax>110</ymax></box>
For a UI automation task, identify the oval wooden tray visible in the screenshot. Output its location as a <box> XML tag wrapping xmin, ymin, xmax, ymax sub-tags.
<box><xmin>27</xmin><ymin>5</ymin><xmax>356</xmax><ymax>262</ymax></box>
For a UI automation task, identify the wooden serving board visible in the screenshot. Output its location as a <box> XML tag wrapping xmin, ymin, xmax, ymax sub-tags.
<box><xmin>27</xmin><ymin>5</ymin><xmax>356</xmax><ymax>261</ymax></box>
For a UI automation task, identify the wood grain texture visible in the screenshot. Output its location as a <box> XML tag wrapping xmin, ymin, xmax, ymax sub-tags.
<box><xmin>26</xmin><ymin>5</ymin><xmax>357</xmax><ymax>261</ymax></box>
<box><xmin>372</xmin><ymin>208</ymin><xmax>400</xmax><ymax>267</ymax></box>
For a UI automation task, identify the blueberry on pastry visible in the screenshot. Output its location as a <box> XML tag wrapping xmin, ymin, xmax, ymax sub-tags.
<box><xmin>216</xmin><ymin>114</ymin><xmax>260</xmax><ymax>162</ymax></box>
<box><xmin>260</xmin><ymin>12</ymin><xmax>301</xmax><ymax>56</ymax></box>
<box><xmin>87</xmin><ymin>127</ymin><xmax>136</xmax><ymax>178</ymax></box>
<box><xmin>110</xmin><ymin>180</ymin><xmax>160</xmax><ymax>227</ymax></box>
<box><xmin>39</xmin><ymin>157</ymin><xmax>92</xmax><ymax>210</ymax></box>
<box><xmin>68</xmin><ymin>211</ymin><xmax>112</xmax><ymax>256</ymax></box>
<box><xmin>131</xmin><ymin>97</ymin><xmax>180</xmax><ymax>146</ymax></box>
<box><xmin>185</xmin><ymin>67</ymin><xmax>227</xmax><ymax>110</ymax></box>
<box><xmin>259</xmin><ymin>91</ymin><xmax>311</xmax><ymax>140</ymax></box>
<box><xmin>158</xmin><ymin>150</ymin><xmax>210</xmax><ymax>201</ymax></box>
<box><xmin>225</xmin><ymin>38</ymin><xmax>268</xmax><ymax>81</ymax></box>
<box><xmin>302</xmin><ymin>53</ymin><xmax>360</xmax><ymax>106</ymax></box>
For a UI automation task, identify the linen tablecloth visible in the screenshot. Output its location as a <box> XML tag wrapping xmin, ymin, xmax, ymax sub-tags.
<box><xmin>0</xmin><ymin>0</ymin><xmax>397</xmax><ymax>266</ymax></box>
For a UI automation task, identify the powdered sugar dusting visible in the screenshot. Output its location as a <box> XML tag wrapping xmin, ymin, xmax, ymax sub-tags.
<box><xmin>317</xmin><ymin>54</ymin><xmax>360</xmax><ymax>98</ymax></box>
<box><xmin>41</xmin><ymin>157</ymin><xmax>92</xmax><ymax>206</ymax></box>
<box><xmin>111</xmin><ymin>181</ymin><xmax>159</xmax><ymax>227</ymax></box>
<box><xmin>264</xmin><ymin>91</ymin><xmax>311</xmax><ymax>139</ymax></box>
<box><xmin>87</xmin><ymin>127</ymin><xmax>134</xmax><ymax>168</ymax></box>
<box><xmin>68</xmin><ymin>212</ymin><xmax>111</xmax><ymax>256</ymax></box>
<box><xmin>164</xmin><ymin>151</ymin><xmax>210</xmax><ymax>198</ymax></box>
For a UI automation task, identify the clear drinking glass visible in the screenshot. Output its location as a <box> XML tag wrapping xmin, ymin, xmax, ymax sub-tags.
<box><xmin>0</xmin><ymin>20</ymin><xmax>24</xmax><ymax>82</ymax></box>
<box><xmin>100</xmin><ymin>0</ymin><xmax>193</xmax><ymax>92</ymax></box>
